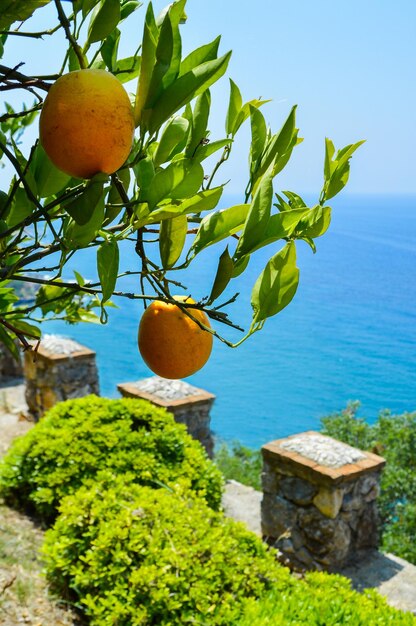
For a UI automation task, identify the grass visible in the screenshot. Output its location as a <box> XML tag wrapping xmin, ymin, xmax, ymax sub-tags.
<box><xmin>0</xmin><ymin>388</ymin><xmax>80</xmax><ymax>626</ymax></box>
<box><xmin>0</xmin><ymin>501</ymin><xmax>81</xmax><ymax>625</ymax></box>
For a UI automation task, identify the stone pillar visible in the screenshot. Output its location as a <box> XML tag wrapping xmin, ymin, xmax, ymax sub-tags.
<box><xmin>261</xmin><ymin>431</ymin><xmax>385</xmax><ymax>572</ymax></box>
<box><xmin>0</xmin><ymin>341</ymin><xmax>23</xmax><ymax>380</ymax></box>
<box><xmin>117</xmin><ymin>376</ymin><xmax>215</xmax><ymax>458</ymax></box>
<box><xmin>24</xmin><ymin>334</ymin><xmax>99</xmax><ymax>420</ymax></box>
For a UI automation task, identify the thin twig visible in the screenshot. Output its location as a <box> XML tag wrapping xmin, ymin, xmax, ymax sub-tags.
<box><xmin>0</xmin><ymin>63</ymin><xmax>53</xmax><ymax>92</ymax></box>
<box><xmin>54</xmin><ymin>0</ymin><xmax>87</xmax><ymax>69</ymax></box>
<box><xmin>0</xmin><ymin>102</ymin><xmax>42</xmax><ymax>123</ymax></box>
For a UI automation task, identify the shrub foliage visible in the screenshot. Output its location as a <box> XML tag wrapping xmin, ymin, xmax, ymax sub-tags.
<box><xmin>0</xmin><ymin>396</ymin><xmax>223</xmax><ymax>521</ymax></box>
<box><xmin>239</xmin><ymin>571</ymin><xmax>416</xmax><ymax>625</ymax></box>
<box><xmin>215</xmin><ymin>441</ymin><xmax>262</xmax><ymax>490</ymax></box>
<box><xmin>43</xmin><ymin>477</ymin><xmax>292</xmax><ymax>626</ymax></box>
<box><xmin>1</xmin><ymin>395</ymin><xmax>415</xmax><ymax>625</ymax></box>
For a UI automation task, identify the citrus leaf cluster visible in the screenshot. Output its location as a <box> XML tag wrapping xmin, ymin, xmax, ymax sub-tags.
<box><xmin>0</xmin><ymin>0</ymin><xmax>363</xmax><ymax>360</ymax></box>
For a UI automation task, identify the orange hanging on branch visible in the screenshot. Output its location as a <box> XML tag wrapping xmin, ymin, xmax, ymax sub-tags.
<box><xmin>39</xmin><ymin>69</ymin><xmax>135</xmax><ymax>179</ymax></box>
<box><xmin>138</xmin><ymin>296</ymin><xmax>213</xmax><ymax>379</ymax></box>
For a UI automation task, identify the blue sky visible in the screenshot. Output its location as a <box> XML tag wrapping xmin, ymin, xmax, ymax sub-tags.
<box><xmin>162</xmin><ymin>0</ymin><xmax>416</xmax><ymax>195</ymax></box>
<box><xmin>4</xmin><ymin>0</ymin><xmax>416</xmax><ymax>195</ymax></box>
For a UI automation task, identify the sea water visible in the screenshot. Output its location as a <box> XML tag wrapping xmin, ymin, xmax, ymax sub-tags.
<box><xmin>45</xmin><ymin>194</ymin><xmax>416</xmax><ymax>449</ymax></box>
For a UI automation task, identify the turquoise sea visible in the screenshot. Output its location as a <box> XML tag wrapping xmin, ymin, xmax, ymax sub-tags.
<box><xmin>46</xmin><ymin>194</ymin><xmax>416</xmax><ymax>449</ymax></box>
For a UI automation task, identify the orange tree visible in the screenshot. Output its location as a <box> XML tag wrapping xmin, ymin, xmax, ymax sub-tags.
<box><xmin>0</xmin><ymin>0</ymin><xmax>363</xmax><ymax>368</ymax></box>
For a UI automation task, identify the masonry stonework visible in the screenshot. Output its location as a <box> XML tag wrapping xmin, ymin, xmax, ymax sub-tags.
<box><xmin>117</xmin><ymin>377</ymin><xmax>215</xmax><ymax>457</ymax></box>
<box><xmin>261</xmin><ymin>431</ymin><xmax>385</xmax><ymax>572</ymax></box>
<box><xmin>24</xmin><ymin>335</ymin><xmax>99</xmax><ymax>420</ymax></box>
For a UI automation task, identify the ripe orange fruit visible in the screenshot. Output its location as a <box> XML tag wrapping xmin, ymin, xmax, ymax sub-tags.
<box><xmin>138</xmin><ymin>296</ymin><xmax>213</xmax><ymax>379</ymax></box>
<box><xmin>39</xmin><ymin>69</ymin><xmax>135</xmax><ymax>179</ymax></box>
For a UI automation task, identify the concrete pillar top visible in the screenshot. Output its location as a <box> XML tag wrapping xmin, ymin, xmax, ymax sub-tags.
<box><xmin>262</xmin><ymin>430</ymin><xmax>385</xmax><ymax>487</ymax></box>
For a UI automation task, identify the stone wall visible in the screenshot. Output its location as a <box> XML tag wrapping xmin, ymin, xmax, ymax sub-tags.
<box><xmin>261</xmin><ymin>431</ymin><xmax>385</xmax><ymax>572</ymax></box>
<box><xmin>118</xmin><ymin>377</ymin><xmax>215</xmax><ymax>457</ymax></box>
<box><xmin>24</xmin><ymin>335</ymin><xmax>99</xmax><ymax>420</ymax></box>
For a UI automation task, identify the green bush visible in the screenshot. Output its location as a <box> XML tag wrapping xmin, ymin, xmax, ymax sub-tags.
<box><xmin>382</xmin><ymin>503</ymin><xmax>416</xmax><ymax>564</ymax></box>
<box><xmin>42</xmin><ymin>476</ymin><xmax>293</xmax><ymax>626</ymax></box>
<box><xmin>321</xmin><ymin>402</ymin><xmax>416</xmax><ymax>565</ymax></box>
<box><xmin>0</xmin><ymin>396</ymin><xmax>223</xmax><ymax>522</ymax></box>
<box><xmin>239</xmin><ymin>571</ymin><xmax>416</xmax><ymax>625</ymax></box>
<box><xmin>214</xmin><ymin>442</ymin><xmax>262</xmax><ymax>490</ymax></box>
<box><xmin>43</xmin><ymin>476</ymin><xmax>415</xmax><ymax>626</ymax></box>
<box><xmin>320</xmin><ymin>401</ymin><xmax>374</xmax><ymax>450</ymax></box>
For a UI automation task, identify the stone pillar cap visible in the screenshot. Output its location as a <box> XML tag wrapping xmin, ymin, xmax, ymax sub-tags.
<box><xmin>262</xmin><ymin>431</ymin><xmax>385</xmax><ymax>487</ymax></box>
<box><xmin>117</xmin><ymin>376</ymin><xmax>215</xmax><ymax>408</ymax></box>
<box><xmin>29</xmin><ymin>334</ymin><xmax>95</xmax><ymax>361</ymax></box>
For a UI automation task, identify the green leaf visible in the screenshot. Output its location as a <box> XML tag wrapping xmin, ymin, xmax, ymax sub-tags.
<box><xmin>135</xmin><ymin>157</ymin><xmax>155</xmax><ymax>198</ymax></box>
<box><xmin>6</xmin><ymin>186</ymin><xmax>35</xmax><ymax>228</ymax></box>
<box><xmin>180</xmin><ymin>36</ymin><xmax>221</xmax><ymax>76</ymax></box>
<box><xmin>114</xmin><ymin>55</ymin><xmax>141</xmax><ymax>83</ymax></box>
<box><xmin>120</xmin><ymin>0</ymin><xmax>141</xmax><ymax>21</ymax></box>
<box><xmin>147</xmin><ymin>160</ymin><xmax>203</xmax><ymax>208</ymax></box>
<box><xmin>226</xmin><ymin>79</ymin><xmax>242</xmax><ymax>136</ymax></box>
<box><xmin>68</xmin><ymin>47</ymin><xmax>82</xmax><ymax>72</ymax></box>
<box><xmin>73</xmin><ymin>270</ymin><xmax>86</xmax><ymax>287</ymax></box>
<box><xmin>251</xmin><ymin>106</ymin><xmax>298</xmax><ymax>195</ymax></box>
<box><xmin>185</xmin><ymin>90</ymin><xmax>211</xmax><ymax>157</ymax></box>
<box><xmin>336</xmin><ymin>140</ymin><xmax>365</xmax><ymax>168</ymax></box>
<box><xmin>208</xmin><ymin>247</ymin><xmax>234</xmax><ymax>303</ymax></box>
<box><xmin>0</xmin><ymin>326</ymin><xmax>19</xmax><ymax>360</ymax></box>
<box><xmin>156</xmin><ymin>0</ymin><xmax>186</xmax><ymax>28</ymax></box>
<box><xmin>296</xmin><ymin>205</ymin><xmax>332</xmax><ymax>239</ymax></box>
<box><xmin>64</xmin><ymin>194</ymin><xmax>105</xmax><ymax>249</ymax></box>
<box><xmin>249</xmin><ymin>105</ymin><xmax>267</xmax><ymax>175</ymax></box>
<box><xmin>97</xmin><ymin>239</ymin><xmax>119</xmax><ymax>302</ymax></box>
<box><xmin>145</xmin><ymin>14</ymin><xmax>176</xmax><ymax>107</ymax></box>
<box><xmin>0</xmin><ymin>284</ymin><xmax>18</xmax><ymax>311</ymax></box>
<box><xmin>322</xmin><ymin>139</ymin><xmax>365</xmax><ymax>201</ymax></box>
<box><xmin>31</xmin><ymin>145</ymin><xmax>71</xmax><ymax>198</ymax></box>
<box><xmin>154</xmin><ymin>117</ymin><xmax>190</xmax><ymax>166</ymax></box>
<box><xmin>82</xmin><ymin>0</ymin><xmax>100</xmax><ymax>19</ymax></box>
<box><xmin>246</xmin><ymin>208</ymin><xmax>310</xmax><ymax>255</ymax></box>
<box><xmin>232</xmin><ymin>98</ymin><xmax>270</xmax><ymax>137</ymax></box>
<box><xmin>251</xmin><ymin>242</ymin><xmax>299</xmax><ymax>323</ymax></box>
<box><xmin>141</xmin><ymin>186</ymin><xmax>222</xmax><ymax>225</ymax></box>
<box><xmin>0</xmin><ymin>219</ymin><xmax>9</xmax><ymax>252</ymax></box>
<box><xmin>274</xmin><ymin>193</ymin><xmax>292</xmax><ymax>212</ymax></box>
<box><xmin>8</xmin><ymin>318</ymin><xmax>41</xmax><ymax>339</ymax></box>
<box><xmin>134</xmin><ymin>3</ymin><xmax>158</xmax><ymax>126</ymax></box>
<box><xmin>101</xmin><ymin>29</ymin><xmax>120</xmax><ymax>70</ymax></box>
<box><xmin>232</xmin><ymin>254</ymin><xmax>250</xmax><ymax>278</ymax></box>
<box><xmin>324</xmin><ymin>137</ymin><xmax>335</xmax><ymax>181</ymax></box>
<box><xmin>234</xmin><ymin>166</ymin><xmax>274</xmax><ymax>259</ymax></box>
<box><xmin>0</xmin><ymin>0</ymin><xmax>50</xmax><ymax>30</ymax></box>
<box><xmin>64</xmin><ymin>175</ymin><xmax>107</xmax><ymax>225</ymax></box>
<box><xmin>87</xmin><ymin>0</ymin><xmax>121</xmax><ymax>45</ymax></box>
<box><xmin>191</xmin><ymin>203</ymin><xmax>250</xmax><ymax>257</ymax></box>
<box><xmin>137</xmin><ymin>1</ymin><xmax>185</xmax><ymax>126</ymax></box>
<box><xmin>282</xmin><ymin>190</ymin><xmax>307</xmax><ymax>208</ymax></box>
<box><xmin>324</xmin><ymin>165</ymin><xmax>351</xmax><ymax>201</ymax></box>
<box><xmin>159</xmin><ymin>214</ymin><xmax>188</xmax><ymax>268</ymax></box>
<box><xmin>36</xmin><ymin>283</ymin><xmax>68</xmax><ymax>315</ymax></box>
<box><xmin>147</xmin><ymin>51</ymin><xmax>231</xmax><ymax>134</ymax></box>
<box><xmin>192</xmin><ymin>139</ymin><xmax>232</xmax><ymax>162</ymax></box>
